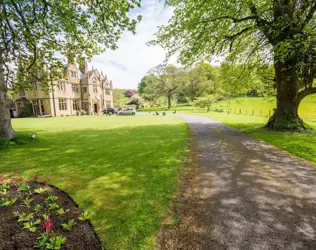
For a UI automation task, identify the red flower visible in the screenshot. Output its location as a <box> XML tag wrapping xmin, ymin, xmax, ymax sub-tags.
<box><xmin>0</xmin><ymin>179</ymin><xmax>3</xmax><ymax>184</ymax></box>
<box><xmin>33</xmin><ymin>176</ymin><xmax>40</xmax><ymax>181</ymax></box>
<box><xmin>10</xmin><ymin>179</ymin><xmax>15</xmax><ymax>185</ymax></box>
<box><xmin>43</xmin><ymin>219</ymin><xmax>53</xmax><ymax>230</ymax></box>
<box><xmin>42</xmin><ymin>179</ymin><xmax>48</xmax><ymax>187</ymax></box>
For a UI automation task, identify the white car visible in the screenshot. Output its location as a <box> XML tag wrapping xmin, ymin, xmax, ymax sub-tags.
<box><xmin>118</xmin><ymin>108</ymin><xmax>136</xmax><ymax>116</ymax></box>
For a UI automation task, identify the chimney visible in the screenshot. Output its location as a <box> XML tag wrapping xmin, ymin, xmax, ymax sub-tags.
<box><xmin>81</xmin><ymin>57</ymin><xmax>88</xmax><ymax>74</ymax></box>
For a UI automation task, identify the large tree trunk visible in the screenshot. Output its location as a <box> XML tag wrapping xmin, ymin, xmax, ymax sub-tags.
<box><xmin>265</xmin><ymin>60</ymin><xmax>305</xmax><ymax>130</ymax></box>
<box><xmin>167</xmin><ymin>94</ymin><xmax>172</xmax><ymax>108</ymax></box>
<box><xmin>0</xmin><ymin>62</ymin><xmax>16</xmax><ymax>139</ymax></box>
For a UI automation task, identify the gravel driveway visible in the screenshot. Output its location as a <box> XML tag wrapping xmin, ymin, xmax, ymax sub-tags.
<box><xmin>158</xmin><ymin>114</ymin><xmax>316</xmax><ymax>250</ymax></box>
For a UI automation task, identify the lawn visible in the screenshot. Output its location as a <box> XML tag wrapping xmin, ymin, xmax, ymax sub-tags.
<box><xmin>139</xmin><ymin>96</ymin><xmax>316</xmax><ymax>164</ymax></box>
<box><xmin>0</xmin><ymin>116</ymin><xmax>190</xmax><ymax>249</ymax></box>
<box><xmin>211</xmin><ymin>95</ymin><xmax>316</xmax><ymax>120</ymax></box>
<box><xmin>140</xmin><ymin>95</ymin><xmax>316</xmax><ymax>120</ymax></box>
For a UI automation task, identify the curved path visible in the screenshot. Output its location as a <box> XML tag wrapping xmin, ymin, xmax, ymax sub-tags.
<box><xmin>159</xmin><ymin>114</ymin><xmax>316</xmax><ymax>250</ymax></box>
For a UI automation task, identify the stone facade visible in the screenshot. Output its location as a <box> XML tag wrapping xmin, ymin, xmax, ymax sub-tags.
<box><xmin>14</xmin><ymin>58</ymin><xmax>113</xmax><ymax>117</ymax></box>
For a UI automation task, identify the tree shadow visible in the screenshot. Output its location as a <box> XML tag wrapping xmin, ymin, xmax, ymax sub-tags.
<box><xmin>163</xmin><ymin>115</ymin><xmax>316</xmax><ymax>249</ymax></box>
<box><xmin>0</xmin><ymin>123</ymin><xmax>189</xmax><ymax>249</ymax></box>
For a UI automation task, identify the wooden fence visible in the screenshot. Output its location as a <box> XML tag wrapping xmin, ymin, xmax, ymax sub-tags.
<box><xmin>210</xmin><ymin>107</ymin><xmax>273</xmax><ymax>117</ymax></box>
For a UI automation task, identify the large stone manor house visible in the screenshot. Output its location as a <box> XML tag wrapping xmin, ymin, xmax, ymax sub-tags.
<box><xmin>14</xmin><ymin>57</ymin><xmax>113</xmax><ymax>117</ymax></box>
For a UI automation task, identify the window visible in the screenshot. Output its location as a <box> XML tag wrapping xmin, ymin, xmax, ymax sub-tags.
<box><xmin>73</xmin><ymin>99</ymin><xmax>80</xmax><ymax>111</ymax></box>
<box><xmin>72</xmin><ymin>84</ymin><xmax>79</xmax><ymax>93</ymax></box>
<box><xmin>32</xmin><ymin>100</ymin><xmax>44</xmax><ymax>115</ymax></box>
<box><xmin>105</xmin><ymin>89</ymin><xmax>111</xmax><ymax>95</ymax></box>
<box><xmin>20</xmin><ymin>90</ymin><xmax>25</xmax><ymax>96</ymax></box>
<box><xmin>16</xmin><ymin>102</ymin><xmax>24</xmax><ymax>114</ymax></box>
<box><xmin>93</xmin><ymin>85</ymin><xmax>97</xmax><ymax>93</ymax></box>
<box><xmin>70</xmin><ymin>71</ymin><xmax>77</xmax><ymax>78</ymax></box>
<box><xmin>58</xmin><ymin>82</ymin><xmax>66</xmax><ymax>91</ymax></box>
<box><xmin>32</xmin><ymin>81</ymin><xmax>38</xmax><ymax>91</ymax></box>
<box><xmin>59</xmin><ymin>99</ymin><xmax>67</xmax><ymax>110</ymax></box>
<box><xmin>106</xmin><ymin>101</ymin><xmax>111</xmax><ymax>108</ymax></box>
<box><xmin>32</xmin><ymin>100</ymin><xmax>40</xmax><ymax>115</ymax></box>
<box><xmin>83</xmin><ymin>87</ymin><xmax>87</xmax><ymax>93</ymax></box>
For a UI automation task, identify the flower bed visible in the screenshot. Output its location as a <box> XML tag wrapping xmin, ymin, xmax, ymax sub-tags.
<box><xmin>0</xmin><ymin>173</ymin><xmax>102</xmax><ymax>250</ymax></box>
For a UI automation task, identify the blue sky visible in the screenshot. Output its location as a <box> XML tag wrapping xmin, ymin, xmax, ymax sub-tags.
<box><xmin>90</xmin><ymin>0</ymin><xmax>174</xmax><ymax>89</ymax></box>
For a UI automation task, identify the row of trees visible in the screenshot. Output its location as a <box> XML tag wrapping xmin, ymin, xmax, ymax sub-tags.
<box><xmin>137</xmin><ymin>62</ymin><xmax>274</xmax><ymax>108</ymax></box>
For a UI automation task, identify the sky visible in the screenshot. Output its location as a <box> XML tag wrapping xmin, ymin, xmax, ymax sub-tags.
<box><xmin>90</xmin><ymin>0</ymin><xmax>174</xmax><ymax>90</ymax></box>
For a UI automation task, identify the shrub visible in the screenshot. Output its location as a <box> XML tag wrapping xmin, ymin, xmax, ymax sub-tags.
<box><xmin>79</xmin><ymin>110</ymin><xmax>86</xmax><ymax>116</ymax></box>
<box><xmin>19</xmin><ymin>104</ymin><xmax>33</xmax><ymax>118</ymax></box>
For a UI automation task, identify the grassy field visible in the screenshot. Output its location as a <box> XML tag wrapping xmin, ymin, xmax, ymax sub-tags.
<box><xmin>141</xmin><ymin>95</ymin><xmax>316</xmax><ymax>120</ymax></box>
<box><xmin>0</xmin><ymin>116</ymin><xmax>190</xmax><ymax>249</ymax></box>
<box><xmin>211</xmin><ymin>96</ymin><xmax>316</xmax><ymax>120</ymax></box>
<box><xmin>139</xmin><ymin>96</ymin><xmax>316</xmax><ymax>164</ymax></box>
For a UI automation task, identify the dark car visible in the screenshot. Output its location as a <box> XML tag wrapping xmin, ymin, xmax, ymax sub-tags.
<box><xmin>104</xmin><ymin>108</ymin><xmax>118</xmax><ymax>115</ymax></box>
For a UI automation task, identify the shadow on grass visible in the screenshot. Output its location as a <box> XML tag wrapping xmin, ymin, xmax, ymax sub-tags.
<box><xmin>225</xmin><ymin>123</ymin><xmax>316</xmax><ymax>164</ymax></box>
<box><xmin>0</xmin><ymin>123</ymin><xmax>189</xmax><ymax>249</ymax></box>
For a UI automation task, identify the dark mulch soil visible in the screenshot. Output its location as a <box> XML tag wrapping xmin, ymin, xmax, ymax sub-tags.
<box><xmin>0</xmin><ymin>180</ymin><xmax>102</xmax><ymax>250</ymax></box>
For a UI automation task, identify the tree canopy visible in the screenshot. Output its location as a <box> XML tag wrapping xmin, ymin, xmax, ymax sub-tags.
<box><xmin>0</xmin><ymin>0</ymin><xmax>142</xmax><ymax>139</ymax></box>
<box><xmin>151</xmin><ymin>0</ymin><xmax>316</xmax><ymax>130</ymax></box>
<box><xmin>184</xmin><ymin>62</ymin><xmax>217</xmax><ymax>102</ymax></box>
<box><xmin>145</xmin><ymin>65</ymin><xmax>184</xmax><ymax>108</ymax></box>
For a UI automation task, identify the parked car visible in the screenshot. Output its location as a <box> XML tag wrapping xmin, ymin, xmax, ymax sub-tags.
<box><xmin>104</xmin><ymin>108</ymin><xmax>118</xmax><ymax>115</ymax></box>
<box><xmin>117</xmin><ymin>108</ymin><xmax>136</xmax><ymax>116</ymax></box>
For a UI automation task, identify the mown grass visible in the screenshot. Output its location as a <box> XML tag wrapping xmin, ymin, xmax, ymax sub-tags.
<box><xmin>0</xmin><ymin>116</ymin><xmax>190</xmax><ymax>249</ymax></box>
<box><xmin>140</xmin><ymin>95</ymin><xmax>316</xmax><ymax>120</ymax></box>
<box><xmin>211</xmin><ymin>95</ymin><xmax>316</xmax><ymax>120</ymax></box>
<box><xmin>139</xmin><ymin>96</ymin><xmax>316</xmax><ymax>164</ymax></box>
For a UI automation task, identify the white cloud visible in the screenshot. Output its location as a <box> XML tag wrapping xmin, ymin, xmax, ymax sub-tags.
<box><xmin>90</xmin><ymin>0</ymin><xmax>174</xmax><ymax>89</ymax></box>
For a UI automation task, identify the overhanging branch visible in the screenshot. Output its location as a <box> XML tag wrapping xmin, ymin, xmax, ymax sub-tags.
<box><xmin>301</xmin><ymin>3</ymin><xmax>316</xmax><ymax>30</ymax></box>
<box><xmin>209</xmin><ymin>16</ymin><xmax>257</xmax><ymax>23</ymax></box>
<box><xmin>298</xmin><ymin>86</ymin><xmax>316</xmax><ymax>102</ymax></box>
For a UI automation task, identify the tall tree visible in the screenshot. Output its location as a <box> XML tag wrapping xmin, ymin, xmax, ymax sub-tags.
<box><xmin>147</xmin><ymin>65</ymin><xmax>184</xmax><ymax>108</ymax></box>
<box><xmin>0</xmin><ymin>0</ymin><xmax>141</xmax><ymax>139</ymax></box>
<box><xmin>184</xmin><ymin>62</ymin><xmax>216</xmax><ymax>102</ymax></box>
<box><xmin>219</xmin><ymin>64</ymin><xmax>264</xmax><ymax>98</ymax></box>
<box><xmin>151</xmin><ymin>0</ymin><xmax>316</xmax><ymax>130</ymax></box>
<box><xmin>137</xmin><ymin>74</ymin><xmax>158</xmax><ymax>103</ymax></box>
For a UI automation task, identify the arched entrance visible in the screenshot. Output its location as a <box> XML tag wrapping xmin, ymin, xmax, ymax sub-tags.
<box><xmin>94</xmin><ymin>103</ymin><xmax>98</xmax><ymax>113</ymax></box>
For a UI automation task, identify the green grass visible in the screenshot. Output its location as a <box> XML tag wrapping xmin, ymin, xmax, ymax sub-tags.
<box><xmin>211</xmin><ymin>96</ymin><xmax>316</xmax><ymax>120</ymax></box>
<box><xmin>0</xmin><ymin>116</ymin><xmax>190</xmax><ymax>249</ymax></box>
<box><xmin>189</xmin><ymin>112</ymin><xmax>316</xmax><ymax>164</ymax></box>
<box><xmin>140</xmin><ymin>95</ymin><xmax>316</xmax><ymax>120</ymax></box>
<box><xmin>139</xmin><ymin>96</ymin><xmax>316</xmax><ymax>164</ymax></box>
